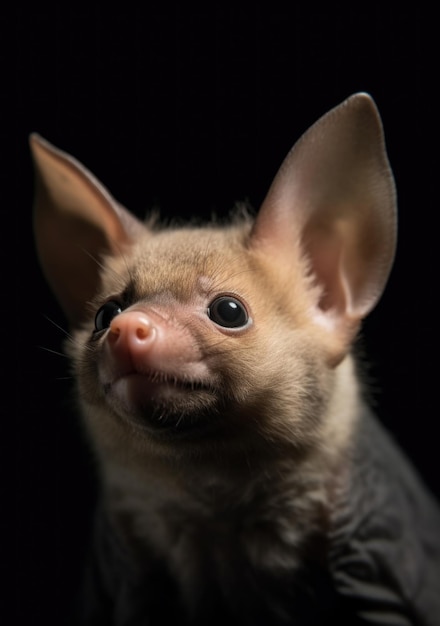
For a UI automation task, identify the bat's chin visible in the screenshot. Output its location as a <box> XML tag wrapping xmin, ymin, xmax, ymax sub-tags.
<box><xmin>103</xmin><ymin>372</ymin><xmax>220</xmax><ymax>437</ymax></box>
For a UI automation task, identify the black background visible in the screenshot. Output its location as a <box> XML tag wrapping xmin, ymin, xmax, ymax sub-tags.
<box><xmin>14</xmin><ymin>6</ymin><xmax>438</xmax><ymax>623</ymax></box>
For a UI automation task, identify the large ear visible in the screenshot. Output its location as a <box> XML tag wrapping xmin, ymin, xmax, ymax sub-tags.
<box><xmin>251</xmin><ymin>93</ymin><xmax>397</xmax><ymax>363</ymax></box>
<box><xmin>30</xmin><ymin>134</ymin><xmax>144</xmax><ymax>327</ymax></box>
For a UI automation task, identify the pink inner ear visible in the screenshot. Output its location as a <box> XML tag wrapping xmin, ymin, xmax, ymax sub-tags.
<box><xmin>304</xmin><ymin>225</ymin><xmax>347</xmax><ymax>314</ymax></box>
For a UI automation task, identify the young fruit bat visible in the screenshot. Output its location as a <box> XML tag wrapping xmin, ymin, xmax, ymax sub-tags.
<box><xmin>31</xmin><ymin>93</ymin><xmax>440</xmax><ymax>625</ymax></box>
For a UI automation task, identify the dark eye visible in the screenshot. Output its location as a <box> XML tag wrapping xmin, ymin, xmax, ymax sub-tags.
<box><xmin>94</xmin><ymin>300</ymin><xmax>122</xmax><ymax>332</ymax></box>
<box><xmin>208</xmin><ymin>296</ymin><xmax>249</xmax><ymax>329</ymax></box>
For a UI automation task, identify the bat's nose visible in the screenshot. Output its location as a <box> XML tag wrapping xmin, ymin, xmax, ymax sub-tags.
<box><xmin>99</xmin><ymin>305</ymin><xmax>210</xmax><ymax>393</ymax></box>
<box><xmin>108</xmin><ymin>311</ymin><xmax>157</xmax><ymax>352</ymax></box>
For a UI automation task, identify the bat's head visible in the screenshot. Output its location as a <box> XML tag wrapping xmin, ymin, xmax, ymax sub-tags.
<box><xmin>31</xmin><ymin>93</ymin><xmax>396</xmax><ymax>462</ymax></box>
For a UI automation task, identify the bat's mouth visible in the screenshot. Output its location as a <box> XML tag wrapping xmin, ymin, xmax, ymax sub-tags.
<box><xmin>103</xmin><ymin>370</ymin><xmax>219</xmax><ymax>436</ymax></box>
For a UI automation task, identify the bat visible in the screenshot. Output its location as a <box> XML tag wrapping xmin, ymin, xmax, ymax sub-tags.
<box><xmin>31</xmin><ymin>93</ymin><xmax>440</xmax><ymax>625</ymax></box>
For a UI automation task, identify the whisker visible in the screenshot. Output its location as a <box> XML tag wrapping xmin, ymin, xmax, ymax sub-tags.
<box><xmin>80</xmin><ymin>247</ymin><xmax>108</xmax><ymax>273</ymax></box>
<box><xmin>82</xmin><ymin>242</ymin><xmax>133</xmax><ymax>291</ymax></box>
<box><xmin>43</xmin><ymin>315</ymin><xmax>72</xmax><ymax>339</ymax></box>
<box><xmin>38</xmin><ymin>345</ymin><xmax>69</xmax><ymax>359</ymax></box>
<box><xmin>175</xmin><ymin>412</ymin><xmax>186</xmax><ymax>428</ymax></box>
<box><xmin>42</xmin><ymin>315</ymin><xmax>95</xmax><ymax>353</ymax></box>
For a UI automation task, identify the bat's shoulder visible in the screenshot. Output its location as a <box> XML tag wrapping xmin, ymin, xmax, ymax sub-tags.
<box><xmin>329</xmin><ymin>409</ymin><xmax>440</xmax><ymax>625</ymax></box>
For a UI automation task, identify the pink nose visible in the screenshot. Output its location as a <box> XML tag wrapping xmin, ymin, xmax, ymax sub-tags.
<box><xmin>108</xmin><ymin>311</ymin><xmax>156</xmax><ymax>353</ymax></box>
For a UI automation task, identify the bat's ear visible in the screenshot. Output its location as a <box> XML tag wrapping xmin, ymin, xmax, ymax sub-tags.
<box><xmin>250</xmin><ymin>93</ymin><xmax>397</xmax><ymax>365</ymax></box>
<box><xmin>30</xmin><ymin>134</ymin><xmax>144</xmax><ymax>327</ymax></box>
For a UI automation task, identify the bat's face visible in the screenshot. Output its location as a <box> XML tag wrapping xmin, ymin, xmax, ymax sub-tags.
<box><xmin>68</xmin><ymin>222</ymin><xmax>333</xmax><ymax>459</ymax></box>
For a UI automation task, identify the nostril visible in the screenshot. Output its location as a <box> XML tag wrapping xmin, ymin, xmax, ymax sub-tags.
<box><xmin>135</xmin><ymin>324</ymin><xmax>151</xmax><ymax>340</ymax></box>
<box><xmin>109</xmin><ymin>321</ymin><xmax>121</xmax><ymax>337</ymax></box>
